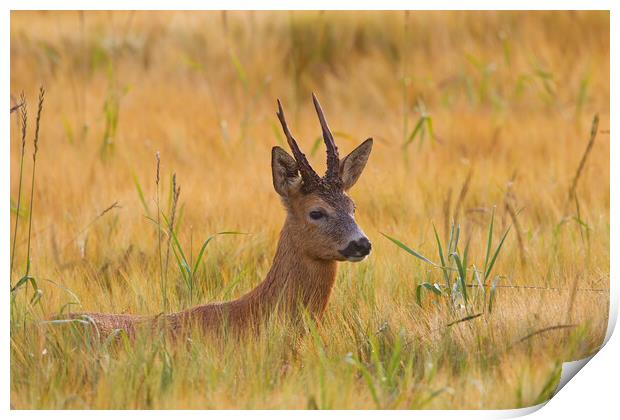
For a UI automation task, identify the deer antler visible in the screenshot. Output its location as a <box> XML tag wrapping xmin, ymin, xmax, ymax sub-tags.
<box><xmin>312</xmin><ymin>93</ymin><xmax>341</xmax><ymax>185</ymax></box>
<box><xmin>276</xmin><ymin>99</ymin><xmax>321</xmax><ymax>189</ymax></box>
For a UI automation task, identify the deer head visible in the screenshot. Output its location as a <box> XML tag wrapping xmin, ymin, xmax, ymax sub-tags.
<box><xmin>271</xmin><ymin>94</ymin><xmax>373</xmax><ymax>262</ymax></box>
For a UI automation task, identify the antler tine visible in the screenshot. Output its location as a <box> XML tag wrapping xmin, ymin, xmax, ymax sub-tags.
<box><xmin>276</xmin><ymin>99</ymin><xmax>320</xmax><ymax>187</ymax></box>
<box><xmin>311</xmin><ymin>93</ymin><xmax>340</xmax><ymax>182</ymax></box>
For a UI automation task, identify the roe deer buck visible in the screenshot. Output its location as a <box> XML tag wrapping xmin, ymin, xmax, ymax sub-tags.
<box><xmin>66</xmin><ymin>94</ymin><xmax>373</xmax><ymax>338</ymax></box>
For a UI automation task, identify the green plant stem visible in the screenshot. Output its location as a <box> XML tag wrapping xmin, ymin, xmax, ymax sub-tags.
<box><xmin>25</xmin><ymin>87</ymin><xmax>45</xmax><ymax>276</ymax></box>
<box><xmin>156</xmin><ymin>153</ymin><xmax>166</xmax><ymax>310</ymax></box>
<box><xmin>10</xmin><ymin>94</ymin><xmax>27</xmax><ymax>279</ymax></box>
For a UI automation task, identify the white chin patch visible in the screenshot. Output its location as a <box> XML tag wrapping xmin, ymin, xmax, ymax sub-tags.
<box><xmin>346</xmin><ymin>255</ymin><xmax>368</xmax><ymax>262</ymax></box>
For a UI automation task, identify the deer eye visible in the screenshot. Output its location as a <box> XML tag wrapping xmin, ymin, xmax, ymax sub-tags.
<box><xmin>309</xmin><ymin>210</ymin><xmax>325</xmax><ymax>220</ymax></box>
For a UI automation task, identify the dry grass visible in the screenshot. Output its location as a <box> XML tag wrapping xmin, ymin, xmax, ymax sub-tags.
<box><xmin>10</xmin><ymin>10</ymin><xmax>609</xmax><ymax>409</ymax></box>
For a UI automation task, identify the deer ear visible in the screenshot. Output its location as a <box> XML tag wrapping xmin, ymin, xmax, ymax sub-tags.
<box><xmin>340</xmin><ymin>138</ymin><xmax>373</xmax><ymax>190</ymax></box>
<box><xmin>272</xmin><ymin>146</ymin><xmax>301</xmax><ymax>197</ymax></box>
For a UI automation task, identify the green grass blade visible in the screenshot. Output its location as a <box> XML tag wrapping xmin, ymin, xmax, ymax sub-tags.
<box><xmin>488</xmin><ymin>275</ymin><xmax>501</xmax><ymax>313</ymax></box>
<box><xmin>162</xmin><ymin>214</ymin><xmax>188</xmax><ymax>265</ymax></box>
<box><xmin>403</xmin><ymin>117</ymin><xmax>425</xmax><ymax>147</ymax></box>
<box><xmin>229</xmin><ymin>51</ymin><xmax>248</xmax><ymax>91</ymax></box>
<box><xmin>462</xmin><ymin>238</ymin><xmax>471</xmax><ymax>272</ymax></box>
<box><xmin>452</xmin><ymin>224</ymin><xmax>460</xmax><ymax>255</ymax></box>
<box><xmin>310</xmin><ymin>136</ymin><xmax>323</xmax><ymax>157</ymax></box>
<box><xmin>447</xmin><ymin>223</ymin><xmax>455</xmax><ymax>258</ymax></box>
<box><xmin>10</xmin><ymin>275</ymin><xmax>35</xmax><ymax>293</ymax></box>
<box><xmin>369</xmin><ymin>336</ymin><xmax>385</xmax><ymax>386</ymax></box>
<box><xmin>432</xmin><ymin>223</ymin><xmax>450</xmax><ymax>285</ymax></box>
<box><xmin>132</xmin><ymin>173</ymin><xmax>150</xmax><ymax>215</ymax></box>
<box><xmin>424</xmin><ymin>282</ymin><xmax>442</xmax><ymax>296</ymax></box>
<box><xmin>450</xmin><ymin>253</ymin><xmax>468</xmax><ymax>304</ymax></box>
<box><xmin>416</xmin><ymin>282</ymin><xmax>442</xmax><ymax>306</ymax></box>
<box><xmin>162</xmin><ymin>213</ymin><xmax>191</xmax><ymax>281</ymax></box>
<box><xmin>484</xmin><ymin>207</ymin><xmax>495</xmax><ymax>274</ymax></box>
<box><xmin>332</xmin><ymin>131</ymin><xmax>354</xmax><ymax>141</ymax></box>
<box><xmin>446</xmin><ymin>223</ymin><xmax>455</xmax><ymax>286</ymax></box>
<box><xmin>484</xmin><ymin>227</ymin><xmax>511</xmax><ymax>281</ymax></box>
<box><xmin>426</xmin><ymin>116</ymin><xmax>436</xmax><ymax>141</ymax></box>
<box><xmin>175</xmin><ymin>203</ymin><xmax>186</xmax><ymax>233</ymax></box>
<box><xmin>192</xmin><ymin>231</ymin><xmax>244</xmax><ymax>275</ymax></box>
<box><xmin>171</xmin><ymin>244</ymin><xmax>190</xmax><ymax>284</ymax></box>
<box><xmin>415</xmin><ymin>284</ymin><xmax>423</xmax><ymax>306</ymax></box>
<box><xmin>534</xmin><ymin>363</ymin><xmax>562</xmax><ymax>405</ymax></box>
<box><xmin>381</xmin><ymin>232</ymin><xmax>438</xmax><ymax>267</ymax></box>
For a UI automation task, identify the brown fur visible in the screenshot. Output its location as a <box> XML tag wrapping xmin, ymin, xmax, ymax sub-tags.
<box><xmin>68</xmin><ymin>207</ymin><xmax>338</xmax><ymax>339</ymax></box>
<box><xmin>64</xmin><ymin>96</ymin><xmax>372</xmax><ymax>340</ymax></box>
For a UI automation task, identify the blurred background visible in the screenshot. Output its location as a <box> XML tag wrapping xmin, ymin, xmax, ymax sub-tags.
<box><xmin>10</xmin><ymin>11</ymin><xmax>610</xmax><ymax>409</ymax></box>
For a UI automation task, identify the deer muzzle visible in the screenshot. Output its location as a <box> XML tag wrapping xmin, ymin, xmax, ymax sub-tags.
<box><xmin>339</xmin><ymin>237</ymin><xmax>372</xmax><ymax>261</ymax></box>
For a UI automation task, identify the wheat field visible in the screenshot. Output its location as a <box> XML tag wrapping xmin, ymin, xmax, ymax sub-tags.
<box><xmin>9</xmin><ymin>11</ymin><xmax>609</xmax><ymax>409</ymax></box>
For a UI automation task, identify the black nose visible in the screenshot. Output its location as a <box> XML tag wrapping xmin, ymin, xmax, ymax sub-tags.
<box><xmin>340</xmin><ymin>237</ymin><xmax>372</xmax><ymax>259</ymax></box>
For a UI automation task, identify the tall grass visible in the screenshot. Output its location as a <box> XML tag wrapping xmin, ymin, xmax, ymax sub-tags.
<box><xmin>9</xmin><ymin>11</ymin><xmax>609</xmax><ymax>409</ymax></box>
<box><xmin>567</xmin><ymin>114</ymin><xmax>600</xmax><ymax>208</ymax></box>
<box><xmin>11</xmin><ymin>87</ymin><xmax>45</xmax><ymax>306</ymax></box>
<box><xmin>10</xmin><ymin>92</ymin><xmax>27</xmax><ymax>277</ymax></box>
<box><xmin>25</xmin><ymin>87</ymin><xmax>45</xmax><ymax>276</ymax></box>
<box><xmin>155</xmin><ymin>152</ymin><xmax>165</xmax><ymax>309</ymax></box>
<box><xmin>382</xmin><ymin>208</ymin><xmax>510</xmax><ymax>315</ymax></box>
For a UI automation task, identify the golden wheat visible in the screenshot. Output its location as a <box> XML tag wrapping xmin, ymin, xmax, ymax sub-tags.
<box><xmin>10</xmin><ymin>10</ymin><xmax>609</xmax><ymax>409</ymax></box>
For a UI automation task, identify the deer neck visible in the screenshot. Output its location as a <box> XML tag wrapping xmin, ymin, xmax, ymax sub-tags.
<box><xmin>239</xmin><ymin>217</ymin><xmax>338</xmax><ymax>321</ymax></box>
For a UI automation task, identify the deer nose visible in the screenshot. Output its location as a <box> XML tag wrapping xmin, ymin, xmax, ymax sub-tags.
<box><xmin>340</xmin><ymin>237</ymin><xmax>372</xmax><ymax>260</ymax></box>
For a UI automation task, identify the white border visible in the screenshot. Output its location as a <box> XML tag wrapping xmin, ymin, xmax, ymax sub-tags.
<box><xmin>3</xmin><ymin>1</ymin><xmax>617</xmax><ymax>419</ymax></box>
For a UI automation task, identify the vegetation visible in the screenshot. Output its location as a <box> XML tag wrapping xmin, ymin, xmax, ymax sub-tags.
<box><xmin>10</xmin><ymin>11</ymin><xmax>609</xmax><ymax>409</ymax></box>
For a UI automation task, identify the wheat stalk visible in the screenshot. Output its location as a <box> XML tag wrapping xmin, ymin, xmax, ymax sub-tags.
<box><xmin>25</xmin><ymin>87</ymin><xmax>45</xmax><ymax>276</ymax></box>
<box><xmin>163</xmin><ymin>173</ymin><xmax>181</xmax><ymax>297</ymax></box>
<box><xmin>155</xmin><ymin>152</ymin><xmax>166</xmax><ymax>310</ymax></box>
<box><xmin>10</xmin><ymin>92</ymin><xmax>28</xmax><ymax>277</ymax></box>
<box><xmin>567</xmin><ymin>114</ymin><xmax>599</xmax><ymax>207</ymax></box>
